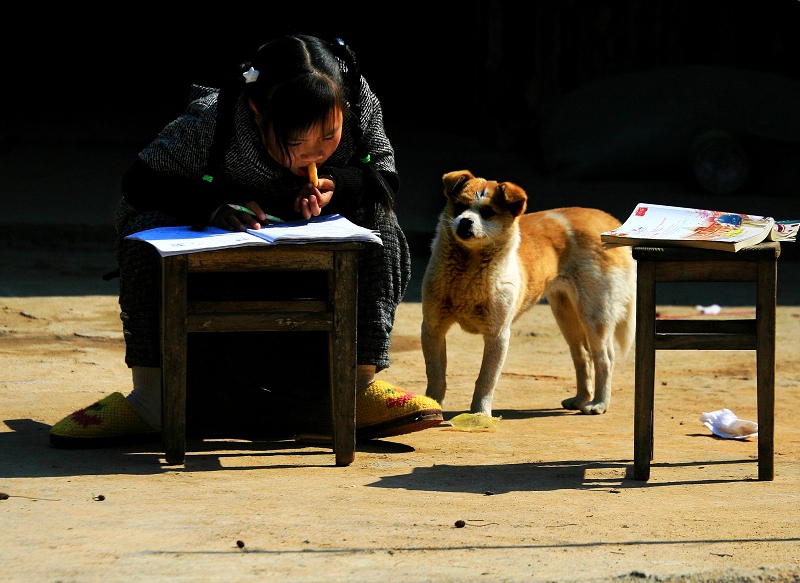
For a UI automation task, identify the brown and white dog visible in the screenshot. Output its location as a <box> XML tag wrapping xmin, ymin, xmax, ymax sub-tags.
<box><xmin>421</xmin><ymin>170</ymin><xmax>636</xmax><ymax>417</ymax></box>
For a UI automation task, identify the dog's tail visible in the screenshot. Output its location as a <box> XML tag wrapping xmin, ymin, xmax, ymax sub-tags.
<box><xmin>615</xmin><ymin>261</ymin><xmax>637</xmax><ymax>360</ymax></box>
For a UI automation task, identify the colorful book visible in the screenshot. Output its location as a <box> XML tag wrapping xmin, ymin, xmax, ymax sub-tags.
<box><xmin>601</xmin><ymin>203</ymin><xmax>797</xmax><ymax>252</ymax></box>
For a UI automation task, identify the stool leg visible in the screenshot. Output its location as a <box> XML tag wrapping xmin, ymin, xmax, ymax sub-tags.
<box><xmin>756</xmin><ymin>258</ymin><xmax>776</xmax><ymax>480</ymax></box>
<box><xmin>330</xmin><ymin>250</ymin><xmax>357</xmax><ymax>466</ymax></box>
<box><xmin>634</xmin><ymin>260</ymin><xmax>656</xmax><ymax>481</ymax></box>
<box><xmin>161</xmin><ymin>255</ymin><xmax>188</xmax><ymax>466</ymax></box>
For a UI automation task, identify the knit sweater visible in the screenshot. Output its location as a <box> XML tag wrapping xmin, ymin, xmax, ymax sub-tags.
<box><xmin>123</xmin><ymin>75</ymin><xmax>398</xmax><ymax>227</ymax></box>
<box><xmin>115</xmin><ymin>72</ymin><xmax>410</xmax><ymax>372</ymax></box>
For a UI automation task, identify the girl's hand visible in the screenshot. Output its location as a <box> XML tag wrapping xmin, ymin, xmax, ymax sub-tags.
<box><xmin>295</xmin><ymin>176</ymin><xmax>333</xmax><ymax>219</ymax></box>
<box><xmin>213</xmin><ymin>201</ymin><xmax>268</xmax><ymax>231</ymax></box>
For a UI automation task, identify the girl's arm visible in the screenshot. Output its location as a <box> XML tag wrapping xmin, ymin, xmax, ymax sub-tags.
<box><xmin>122</xmin><ymin>158</ymin><xmax>222</xmax><ymax>226</ymax></box>
<box><xmin>124</xmin><ymin>156</ymin><xmax>314</xmax><ymax>227</ymax></box>
<box><xmin>323</xmin><ymin>166</ymin><xmax>399</xmax><ymax>218</ymax></box>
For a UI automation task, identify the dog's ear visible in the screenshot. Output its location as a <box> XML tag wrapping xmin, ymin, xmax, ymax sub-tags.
<box><xmin>442</xmin><ymin>170</ymin><xmax>474</xmax><ymax>197</ymax></box>
<box><xmin>498</xmin><ymin>182</ymin><xmax>528</xmax><ymax>217</ymax></box>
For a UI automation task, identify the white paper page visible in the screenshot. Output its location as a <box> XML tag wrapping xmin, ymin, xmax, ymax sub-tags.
<box><xmin>126</xmin><ymin>226</ymin><xmax>265</xmax><ymax>257</ymax></box>
<box><xmin>247</xmin><ymin>214</ymin><xmax>382</xmax><ymax>245</ymax></box>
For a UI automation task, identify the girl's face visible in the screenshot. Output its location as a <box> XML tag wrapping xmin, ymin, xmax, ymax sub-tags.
<box><xmin>251</xmin><ymin>101</ymin><xmax>343</xmax><ymax>178</ymax></box>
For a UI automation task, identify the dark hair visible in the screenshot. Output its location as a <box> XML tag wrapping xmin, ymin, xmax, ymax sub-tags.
<box><xmin>214</xmin><ymin>34</ymin><xmax>394</xmax><ymax>216</ymax></box>
<box><xmin>245</xmin><ymin>35</ymin><xmax>349</xmax><ymax>165</ymax></box>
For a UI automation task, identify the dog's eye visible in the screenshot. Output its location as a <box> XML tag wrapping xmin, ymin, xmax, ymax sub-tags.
<box><xmin>453</xmin><ymin>203</ymin><xmax>469</xmax><ymax>216</ymax></box>
<box><xmin>480</xmin><ymin>207</ymin><xmax>496</xmax><ymax>219</ymax></box>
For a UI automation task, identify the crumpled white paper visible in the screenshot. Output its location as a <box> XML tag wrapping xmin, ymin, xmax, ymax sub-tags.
<box><xmin>700</xmin><ymin>408</ymin><xmax>758</xmax><ymax>439</ymax></box>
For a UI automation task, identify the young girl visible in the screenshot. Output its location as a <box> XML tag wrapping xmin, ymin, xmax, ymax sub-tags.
<box><xmin>50</xmin><ymin>34</ymin><xmax>443</xmax><ymax>446</ymax></box>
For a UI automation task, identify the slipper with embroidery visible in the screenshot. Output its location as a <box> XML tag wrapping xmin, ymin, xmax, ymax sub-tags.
<box><xmin>356</xmin><ymin>380</ymin><xmax>443</xmax><ymax>440</ymax></box>
<box><xmin>49</xmin><ymin>392</ymin><xmax>160</xmax><ymax>448</ymax></box>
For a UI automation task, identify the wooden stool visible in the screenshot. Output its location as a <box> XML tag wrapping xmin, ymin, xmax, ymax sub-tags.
<box><xmin>632</xmin><ymin>242</ymin><xmax>780</xmax><ymax>481</ymax></box>
<box><xmin>159</xmin><ymin>243</ymin><xmax>361</xmax><ymax>467</ymax></box>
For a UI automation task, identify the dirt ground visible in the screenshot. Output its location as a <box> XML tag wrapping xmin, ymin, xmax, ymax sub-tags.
<box><xmin>4</xmin><ymin>74</ymin><xmax>800</xmax><ymax>580</ymax></box>
<box><xmin>2</xmin><ymin>278</ymin><xmax>800</xmax><ymax>581</ymax></box>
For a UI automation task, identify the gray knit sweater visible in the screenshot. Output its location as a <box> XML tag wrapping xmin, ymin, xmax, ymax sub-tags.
<box><xmin>115</xmin><ymin>74</ymin><xmax>410</xmax><ymax>372</ymax></box>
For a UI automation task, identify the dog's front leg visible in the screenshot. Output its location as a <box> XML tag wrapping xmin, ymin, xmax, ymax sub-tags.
<box><xmin>422</xmin><ymin>319</ymin><xmax>449</xmax><ymax>406</ymax></box>
<box><xmin>471</xmin><ymin>327</ymin><xmax>512</xmax><ymax>416</ymax></box>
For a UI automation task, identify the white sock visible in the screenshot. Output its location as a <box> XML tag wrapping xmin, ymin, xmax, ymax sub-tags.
<box><xmin>126</xmin><ymin>366</ymin><xmax>162</xmax><ymax>429</ymax></box>
<box><xmin>357</xmin><ymin>365</ymin><xmax>376</xmax><ymax>392</ymax></box>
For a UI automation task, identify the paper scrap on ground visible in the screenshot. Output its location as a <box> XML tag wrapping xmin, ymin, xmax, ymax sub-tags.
<box><xmin>700</xmin><ymin>408</ymin><xmax>758</xmax><ymax>439</ymax></box>
<box><xmin>449</xmin><ymin>413</ymin><xmax>501</xmax><ymax>432</ymax></box>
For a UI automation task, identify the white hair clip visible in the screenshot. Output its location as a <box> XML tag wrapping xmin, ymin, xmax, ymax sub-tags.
<box><xmin>243</xmin><ymin>66</ymin><xmax>259</xmax><ymax>83</ymax></box>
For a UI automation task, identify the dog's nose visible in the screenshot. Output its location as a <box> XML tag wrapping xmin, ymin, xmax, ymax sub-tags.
<box><xmin>456</xmin><ymin>217</ymin><xmax>474</xmax><ymax>239</ymax></box>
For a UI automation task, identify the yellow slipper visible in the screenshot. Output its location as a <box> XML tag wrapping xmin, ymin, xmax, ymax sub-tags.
<box><xmin>49</xmin><ymin>392</ymin><xmax>160</xmax><ymax>448</ymax></box>
<box><xmin>356</xmin><ymin>380</ymin><xmax>443</xmax><ymax>440</ymax></box>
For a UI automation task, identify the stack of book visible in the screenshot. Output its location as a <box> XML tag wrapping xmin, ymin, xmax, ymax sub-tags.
<box><xmin>601</xmin><ymin>203</ymin><xmax>798</xmax><ymax>252</ymax></box>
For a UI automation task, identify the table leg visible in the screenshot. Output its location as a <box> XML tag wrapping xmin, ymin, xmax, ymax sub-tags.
<box><xmin>634</xmin><ymin>260</ymin><xmax>656</xmax><ymax>481</ymax></box>
<box><xmin>161</xmin><ymin>255</ymin><xmax>188</xmax><ymax>466</ymax></box>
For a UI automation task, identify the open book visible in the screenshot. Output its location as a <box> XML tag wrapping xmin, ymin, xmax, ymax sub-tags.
<box><xmin>126</xmin><ymin>214</ymin><xmax>382</xmax><ymax>257</ymax></box>
<box><xmin>601</xmin><ymin>203</ymin><xmax>798</xmax><ymax>252</ymax></box>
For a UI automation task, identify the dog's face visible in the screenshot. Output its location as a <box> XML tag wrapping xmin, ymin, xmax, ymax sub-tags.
<box><xmin>440</xmin><ymin>170</ymin><xmax>528</xmax><ymax>247</ymax></box>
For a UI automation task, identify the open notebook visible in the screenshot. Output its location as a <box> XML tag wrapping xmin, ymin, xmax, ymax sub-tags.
<box><xmin>126</xmin><ymin>214</ymin><xmax>382</xmax><ymax>257</ymax></box>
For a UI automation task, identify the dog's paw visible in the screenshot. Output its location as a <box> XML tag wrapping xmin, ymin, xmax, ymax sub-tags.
<box><xmin>425</xmin><ymin>389</ymin><xmax>445</xmax><ymax>405</ymax></box>
<box><xmin>579</xmin><ymin>401</ymin><xmax>608</xmax><ymax>415</ymax></box>
<box><xmin>561</xmin><ymin>396</ymin><xmax>586</xmax><ymax>411</ymax></box>
<box><xmin>469</xmin><ymin>408</ymin><xmax>493</xmax><ymax>417</ymax></box>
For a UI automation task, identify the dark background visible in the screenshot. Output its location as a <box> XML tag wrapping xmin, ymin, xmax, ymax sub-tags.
<box><xmin>3</xmin><ymin>0</ymin><xmax>800</xmax><ymax>301</ymax></box>
<box><xmin>7</xmin><ymin>2</ymin><xmax>800</xmax><ymax>144</ymax></box>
